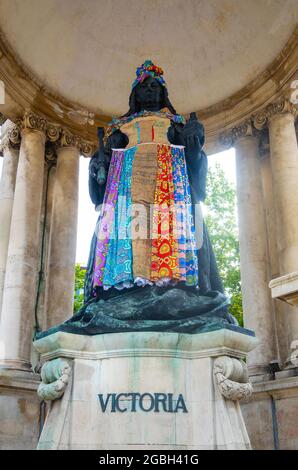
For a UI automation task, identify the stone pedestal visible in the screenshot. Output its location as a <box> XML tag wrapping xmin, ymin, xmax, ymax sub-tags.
<box><xmin>33</xmin><ymin>328</ymin><xmax>258</xmax><ymax>450</ymax></box>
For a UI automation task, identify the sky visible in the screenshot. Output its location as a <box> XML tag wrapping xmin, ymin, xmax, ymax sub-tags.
<box><xmin>0</xmin><ymin>147</ymin><xmax>236</xmax><ymax>266</ymax></box>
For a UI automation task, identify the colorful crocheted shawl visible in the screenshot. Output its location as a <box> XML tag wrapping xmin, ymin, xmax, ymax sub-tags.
<box><xmin>104</xmin><ymin>109</ymin><xmax>185</xmax><ymax>144</ymax></box>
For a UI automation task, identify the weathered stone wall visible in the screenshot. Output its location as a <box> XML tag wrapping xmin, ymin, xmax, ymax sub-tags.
<box><xmin>0</xmin><ymin>370</ymin><xmax>41</xmax><ymax>450</ymax></box>
<box><xmin>242</xmin><ymin>375</ymin><xmax>298</xmax><ymax>450</ymax></box>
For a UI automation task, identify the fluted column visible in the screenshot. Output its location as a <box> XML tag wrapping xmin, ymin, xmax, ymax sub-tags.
<box><xmin>44</xmin><ymin>133</ymin><xmax>80</xmax><ymax>328</ymax></box>
<box><xmin>0</xmin><ymin>123</ymin><xmax>20</xmax><ymax>316</ymax></box>
<box><xmin>222</xmin><ymin>121</ymin><xmax>277</xmax><ymax>374</ymax></box>
<box><xmin>0</xmin><ymin>113</ymin><xmax>46</xmax><ymax>370</ymax></box>
<box><xmin>255</xmin><ymin>99</ymin><xmax>298</xmax><ymax>353</ymax></box>
<box><xmin>266</xmin><ymin>102</ymin><xmax>298</xmax><ymax>274</ymax></box>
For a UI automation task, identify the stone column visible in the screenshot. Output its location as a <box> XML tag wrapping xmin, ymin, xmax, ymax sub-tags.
<box><xmin>0</xmin><ymin>123</ymin><xmax>20</xmax><ymax>316</ymax></box>
<box><xmin>0</xmin><ymin>113</ymin><xmax>46</xmax><ymax>371</ymax></box>
<box><xmin>259</xmin><ymin>143</ymin><xmax>288</xmax><ymax>365</ymax></box>
<box><xmin>266</xmin><ymin>103</ymin><xmax>298</xmax><ymax>274</ymax></box>
<box><xmin>226</xmin><ymin>121</ymin><xmax>277</xmax><ymax>374</ymax></box>
<box><xmin>37</xmin><ymin>149</ymin><xmax>57</xmax><ymax>333</ymax></box>
<box><xmin>255</xmin><ymin>99</ymin><xmax>298</xmax><ymax>352</ymax></box>
<box><xmin>44</xmin><ymin>133</ymin><xmax>80</xmax><ymax>329</ymax></box>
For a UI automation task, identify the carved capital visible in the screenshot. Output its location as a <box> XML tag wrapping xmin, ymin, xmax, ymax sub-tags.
<box><xmin>253</xmin><ymin>98</ymin><xmax>298</xmax><ymax>130</ymax></box>
<box><xmin>46</xmin><ymin>123</ymin><xmax>61</xmax><ymax>143</ymax></box>
<box><xmin>0</xmin><ymin>125</ymin><xmax>21</xmax><ymax>154</ymax></box>
<box><xmin>15</xmin><ymin>111</ymin><xmax>95</xmax><ymax>157</ymax></box>
<box><xmin>60</xmin><ymin>129</ymin><xmax>81</xmax><ymax>149</ymax></box>
<box><xmin>214</xmin><ymin>356</ymin><xmax>253</xmax><ymax>401</ymax></box>
<box><xmin>17</xmin><ymin>111</ymin><xmax>47</xmax><ymax>134</ymax></box>
<box><xmin>80</xmin><ymin>139</ymin><xmax>96</xmax><ymax>158</ymax></box>
<box><xmin>57</xmin><ymin>129</ymin><xmax>95</xmax><ymax>157</ymax></box>
<box><xmin>37</xmin><ymin>358</ymin><xmax>72</xmax><ymax>401</ymax></box>
<box><xmin>219</xmin><ymin>119</ymin><xmax>256</xmax><ymax>149</ymax></box>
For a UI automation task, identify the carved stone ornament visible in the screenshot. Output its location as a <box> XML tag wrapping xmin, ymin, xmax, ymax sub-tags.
<box><xmin>37</xmin><ymin>358</ymin><xmax>72</xmax><ymax>401</ymax></box>
<box><xmin>80</xmin><ymin>139</ymin><xmax>96</xmax><ymax>158</ymax></box>
<box><xmin>60</xmin><ymin>129</ymin><xmax>95</xmax><ymax>157</ymax></box>
<box><xmin>16</xmin><ymin>111</ymin><xmax>95</xmax><ymax>157</ymax></box>
<box><xmin>60</xmin><ymin>129</ymin><xmax>81</xmax><ymax>148</ymax></box>
<box><xmin>19</xmin><ymin>111</ymin><xmax>47</xmax><ymax>133</ymax></box>
<box><xmin>253</xmin><ymin>98</ymin><xmax>298</xmax><ymax>130</ymax></box>
<box><xmin>46</xmin><ymin>123</ymin><xmax>61</xmax><ymax>143</ymax></box>
<box><xmin>0</xmin><ymin>125</ymin><xmax>21</xmax><ymax>154</ymax></box>
<box><xmin>213</xmin><ymin>355</ymin><xmax>253</xmax><ymax>401</ymax></box>
<box><xmin>219</xmin><ymin>119</ymin><xmax>255</xmax><ymax>149</ymax></box>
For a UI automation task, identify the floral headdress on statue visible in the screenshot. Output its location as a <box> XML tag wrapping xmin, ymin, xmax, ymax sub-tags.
<box><xmin>104</xmin><ymin>61</ymin><xmax>184</xmax><ymax>140</ymax></box>
<box><xmin>132</xmin><ymin>60</ymin><xmax>166</xmax><ymax>89</ymax></box>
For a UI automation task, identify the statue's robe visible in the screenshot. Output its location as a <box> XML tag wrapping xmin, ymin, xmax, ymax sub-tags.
<box><xmin>36</xmin><ymin>108</ymin><xmax>237</xmax><ymax>340</ymax></box>
<box><xmin>86</xmin><ymin>110</ymin><xmax>224</xmax><ymax>302</ymax></box>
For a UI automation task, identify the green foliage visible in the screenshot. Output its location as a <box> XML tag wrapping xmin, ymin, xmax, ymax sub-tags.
<box><xmin>74</xmin><ymin>264</ymin><xmax>86</xmax><ymax>313</ymax></box>
<box><xmin>204</xmin><ymin>162</ymin><xmax>243</xmax><ymax>326</ymax></box>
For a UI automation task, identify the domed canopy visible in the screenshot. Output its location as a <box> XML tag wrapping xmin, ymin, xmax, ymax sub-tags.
<box><xmin>0</xmin><ymin>0</ymin><xmax>297</xmax><ymax>117</ymax></box>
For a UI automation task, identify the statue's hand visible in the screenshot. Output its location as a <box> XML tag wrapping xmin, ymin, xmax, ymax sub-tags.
<box><xmin>183</xmin><ymin>118</ymin><xmax>205</xmax><ymax>156</ymax></box>
<box><xmin>89</xmin><ymin>154</ymin><xmax>100</xmax><ymax>180</ymax></box>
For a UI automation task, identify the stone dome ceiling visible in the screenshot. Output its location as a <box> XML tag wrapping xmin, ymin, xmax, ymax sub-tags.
<box><xmin>0</xmin><ymin>0</ymin><xmax>297</xmax><ymax>117</ymax></box>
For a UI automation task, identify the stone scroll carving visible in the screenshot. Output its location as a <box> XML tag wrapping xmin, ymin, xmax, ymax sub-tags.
<box><xmin>37</xmin><ymin>358</ymin><xmax>72</xmax><ymax>401</ymax></box>
<box><xmin>253</xmin><ymin>98</ymin><xmax>298</xmax><ymax>130</ymax></box>
<box><xmin>219</xmin><ymin>97</ymin><xmax>298</xmax><ymax>150</ymax></box>
<box><xmin>219</xmin><ymin>119</ymin><xmax>256</xmax><ymax>149</ymax></box>
<box><xmin>213</xmin><ymin>356</ymin><xmax>253</xmax><ymax>401</ymax></box>
<box><xmin>16</xmin><ymin>111</ymin><xmax>96</xmax><ymax>157</ymax></box>
<box><xmin>0</xmin><ymin>124</ymin><xmax>21</xmax><ymax>154</ymax></box>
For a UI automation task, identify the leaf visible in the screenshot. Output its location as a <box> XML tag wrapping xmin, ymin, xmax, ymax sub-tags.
<box><xmin>73</xmin><ymin>264</ymin><xmax>86</xmax><ymax>313</ymax></box>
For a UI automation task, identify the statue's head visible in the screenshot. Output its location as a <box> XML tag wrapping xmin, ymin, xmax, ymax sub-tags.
<box><xmin>135</xmin><ymin>76</ymin><xmax>164</xmax><ymax>112</ymax></box>
<box><xmin>124</xmin><ymin>60</ymin><xmax>176</xmax><ymax>116</ymax></box>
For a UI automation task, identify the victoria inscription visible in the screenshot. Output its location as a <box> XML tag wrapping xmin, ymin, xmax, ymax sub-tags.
<box><xmin>98</xmin><ymin>392</ymin><xmax>188</xmax><ymax>413</ymax></box>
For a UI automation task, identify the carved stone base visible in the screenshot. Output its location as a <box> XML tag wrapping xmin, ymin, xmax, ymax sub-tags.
<box><xmin>33</xmin><ymin>328</ymin><xmax>258</xmax><ymax>450</ymax></box>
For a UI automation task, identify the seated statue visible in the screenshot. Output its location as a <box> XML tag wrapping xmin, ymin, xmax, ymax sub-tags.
<box><xmin>38</xmin><ymin>60</ymin><xmax>238</xmax><ymax>339</ymax></box>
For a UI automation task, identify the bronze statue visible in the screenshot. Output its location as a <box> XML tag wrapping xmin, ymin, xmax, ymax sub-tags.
<box><xmin>38</xmin><ymin>61</ymin><xmax>238</xmax><ymax>339</ymax></box>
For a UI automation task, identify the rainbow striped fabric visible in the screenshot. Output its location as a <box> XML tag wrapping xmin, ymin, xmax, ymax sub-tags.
<box><xmin>93</xmin><ymin>142</ymin><xmax>199</xmax><ymax>292</ymax></box>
